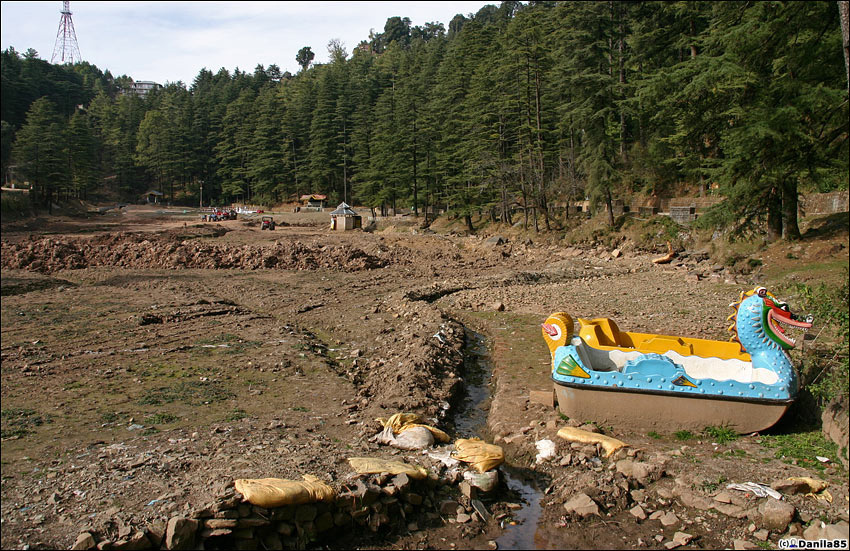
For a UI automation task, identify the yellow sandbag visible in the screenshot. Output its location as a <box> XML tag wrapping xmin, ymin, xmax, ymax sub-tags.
<box><xmin>347</xmin><ymin>457</ymin><xmax>428</xmax><ymax>479</ymax></box>
<box><xmin>234</xmin><ymin>475</ymin><xmax>336</xmax><ymax>508</ymax></box>
<box><xmin>557</xmin><ymin>427</ymin><xmax>627</xmax><ymax>457</ymax></box>
<box><xmin>375</xmin><ymin>412</ymin><xmax>451</xmax><ymax>443</ymax></box>
<box><xmin>786</xmin><ymin>476</ymin><xmax>828</xmax><ymax>494</ymax></box>
<box><xmin>452</xmin><ymin>438</ymin><xmax>504</xmax><ymax>473</ymax></box>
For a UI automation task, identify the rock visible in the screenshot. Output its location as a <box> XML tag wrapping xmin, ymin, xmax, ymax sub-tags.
<box><xmin>164</xmin><ymin>517</ymin><xmax>199</xmax><ymax>550</ymax></box>
<box><xmin>611</xmin><ymin>249</ymin><xmax>622</xmax><ymax>258</ymax></box>
<box><xmin>753</xmin><ymin>529</ymin><xmax>769</xmax><ymax>541</ymax></box>
<box><xmin>757</xmin><ymin>499</ymin><xmax>795</xmax><ymax>532</ymax></box>
<box><xmin>440</xmin><ymin>500</ymin><xmax>459</xmax><ymax>515</ymax></box>
<box><xmin>471</xmin><ymin>499</ymin><xmax>491</xmax><ymax>523</ymax></box>
<box><xmin>732</xmin><ymin>540</ymin><xmax>757</xmax><ymax>550</ymax></box>
<box><xmin>71</xmin><ymin>532</ymin><xmax>96</xmax><ymax>551</ymax></box>
<box><xmin>630</xmin><ymin>505</ymin><xmax>647</xmax><ymax>520</ymax></box>
<box><xmin>463</xmin><ymin>470</ymin><xmax>499</xmax><ymax>493</ymax></box>
<box><xmin>456</xmin><ymin>513</ymin><xmax>471</xmax><ymax>523</ymax></box>
<box><xmin>714</xmin><ymin>503</ymin><xmax>748</xmax><ymax>519</ymax></box>
<box><xmin>204</xmin><ymin>518</ymin><xmax>238</xmax><ymax>529</ymax></box>
<box><xmin>673</xmin><ymin>486</ymin><xmax>714</xmax><ymax>510</ymax></box>
<box><xmin>713</xmin><ymin>491</ymin><xmax>733</xmax><ymax>504</ymax></box>
<box><xmin>391</xmin><ymin>473</ymin><xmax>410</xmax><ymax>493</ymax></box>
<box><xmin>672</xmin><ymin>532</ymin><xmax>693</xmax><ymax>546</ymax></box>
<box><xmin>112</xmin><ymin>531</ymin><xmax>151</xmax><ymax>551</ymax></box>
<box><xmin>658</xmin><ymin>512</ymin><xmax>679</xmax><ymax>527</ymax></box>
<box><xmin>484</xmin><ymin>236</ymin><xmax>506</xmax><ymax>247</ymax></box>
<box><xmin>460</xmin><ymin>481</ymin><xmax>477</xmax><ymax>499</ymax></box>
<box><xmin>563</xmin><ymin>493</ymin><xmax>599</xmax><ymax>518</ymax></box>
<box><xmin>529</xmin><ymin>390</ymin><xmax>554</xmax><ymax>408</ymax></box>
<box><xmin>617</xmin><ymin>459</ymin><xmax>660</xmax><ymax>486</ymax></box>
<box><xmin>492</xmin><ymin>302</ymin><xmax>505</xmax><ymax>312</ymax></box>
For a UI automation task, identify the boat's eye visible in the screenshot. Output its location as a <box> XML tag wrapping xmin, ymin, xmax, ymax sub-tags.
<box><xmin>757</xmin><ymin>287</ymin><xmax>767</xmax><ymax>297</ymax></box>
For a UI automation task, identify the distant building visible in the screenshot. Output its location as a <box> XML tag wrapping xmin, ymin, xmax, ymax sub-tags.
<box><xmin>124</xmin><ymin>80</ymin><xmax>162</xmax><ymax>97</ymax></box>
<box><xmin>330</xmin><ymin>202</ymin><xmax>362</xmax><ymax>231</ymax></box>
<box><xmin>300</xmin><ymin>194</ymin><xmax>327</xmax><ymax>210</ymax></box>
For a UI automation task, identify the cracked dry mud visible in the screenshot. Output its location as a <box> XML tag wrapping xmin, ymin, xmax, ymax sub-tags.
<box><xmin>1</xmin><ymin>205</ymin><xmax>847</xmax><ymax>550</ymax></box>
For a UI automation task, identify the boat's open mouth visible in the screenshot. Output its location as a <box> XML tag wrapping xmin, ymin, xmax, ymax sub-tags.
<box><xmin>767</xmin><ymin>306</ymin><xmax>813</xmax><ymax>348</ymax></box>
<box><xmin>542</xmin><ymin>323</ymin><xmax>561</xmax><ymax>339</ymax></box>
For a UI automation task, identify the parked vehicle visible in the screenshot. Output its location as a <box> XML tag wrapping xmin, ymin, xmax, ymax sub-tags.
<box><xmin>261</xmin><ymin>216</ymin><xmax>276</xmax><ymax>230</ymax></box>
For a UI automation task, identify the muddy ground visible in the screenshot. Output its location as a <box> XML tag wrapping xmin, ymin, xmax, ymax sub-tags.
<box><xmin>1</xmin><ymin>205</ymin><xmax>848</xmax><ymax>550</ymax></box>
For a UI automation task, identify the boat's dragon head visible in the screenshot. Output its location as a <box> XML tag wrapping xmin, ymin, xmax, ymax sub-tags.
<box><xmin>728</xmin><ymin>287</ymin><xmax>813</xmax><ymax>353</ymax></box>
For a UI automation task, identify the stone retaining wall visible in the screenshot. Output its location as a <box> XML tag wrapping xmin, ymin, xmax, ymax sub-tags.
<box><xmin>71</xmin><ymin>470</ymin><xmax>478</xmax><ymax>550</ymax></box>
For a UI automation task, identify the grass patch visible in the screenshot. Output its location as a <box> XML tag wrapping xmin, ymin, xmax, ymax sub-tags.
<box><xmin>704</xmin><ymin>425</ymin><xmax>738</xmax><ymax>444</ymax></box>
<box><xmin>759</xmin><ymin>429</ymin><xmax>841</xmax><ymax>471</ymax></box>
<box><xmin>700</xmin><ymin>475</ymin><xmax>728</xmax><ymax>493</ymax></box>
<box><xmin>647</xmin><ymin>431</ymin><xmax>663</xmax><ymax>439</ymax></box>
<box><xmin>225</xmin><ymin>409</ymin><xmax>248</xmax><ymax>421</ymax></box>
<box><xmin>1</xmin><ymin>408</ymin><xmax>51</xmax><ymax>438</ymax></box>
<box><xmin>674</xmin><ymin>430</ymin><xmax>696</xmax><ymax>441</ymax></box>
<box><xmin>138</xmin><ymin>380</ymin><xmax>233</xmax><ymax>406</ymax></box>
<box><xmin>144</xmin><ymin>412</ymin><xmax>178</xmax><ymax>425</ymax></box>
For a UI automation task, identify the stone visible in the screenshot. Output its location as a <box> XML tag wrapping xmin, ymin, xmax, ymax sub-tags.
<box><xmin>204</xmin><ymin>518</ymin><xmax>238</xmax><ymax>529</ymax></box>
<box><xmin>261</xmin><ymin>533</ymin><xmax>283</xmax><ymax>551</ymax></box>
<box><xmin>630</xmin><ymin>505</ymin><xmax>647</xmax><ymax>520</ymax></box>
<box><xmin>315</xmin><ymin>512</ymin><xmax>334</xmax><ymax>533</ymax></box>
<box><xmin>672</xmin><ymin>532</ymin><xmax>693</xmax><ymax>546</ymax></box>
<box><xmin>563</xmin><ymin>493</ymin><xmax>599</xmax><ymax>518</ymax></box>
<box><xmin>616</xmin><ymin>460</ymin><xmax>658</xmax><ymax>486</ymax></box>
<box><xmin>714</xmin><ymin>503</ymin><xmax>748</xmax><ymax>519</ymax></box>
<box><xmin>200</xmin><ymin>529</ymin><xmax>232</xmax><ymax>538</ymax></box>
<box><xmin>440</xmin><ymin>500</ymin><xmax>460</xmax><ymax>515</ymax></box>
<box><xmin>460</xmin><ymin>481</ymin><xmax>477</xmax><ymax>499</ymax></box>
<box><xmin>164</xmin><ymin>517</ymin><xmax>199</xmax><ymax>550</ymax></box>
<box><xmin>753</xmin><ymin>529</ymin><xmax>769</xmax><ymax>541</ymax></box>
<box><xmin>529</xmin><ymin>390</ymin><xmax>554</xmax><ymax>408</ymax></box>
<box><xmin>757</xmin><ymin>499</ymin><xmax>795</xmax><ymax>532</ymax></box>
<box><xmin>71</xmin><ymin>532</ymin><xmax>96</xmax><ymax>551</ymax></box>
<box><xmin>294</xmin><ymin>505</ymin><xmax>317</xmax><ymax>523</ymax></box>
<box><xmin>673</xmin><ymin>486</ymin><xmax>714</xmax><ymax>510</ymax></box>
<box><xmin>713</xmin><ymin>491</ymin><xmax>733</xmax><ymax>504</ymax></box>
<box><xmin>471</xmin><ymin>499</ymin><xmax>491</xmax><ymax>523</ymax></box>
<box><xmin>732</xmin><ymin>540</ymin><xmax>757</xmax><ymax>550</ymax></box>
<box><xmin>391</xmin><ymin>473</ymin><xmax>410</xmax><ymax>493</ymax></box>
<box><xmin>457</xmin><ymin>513</ymin><xmax>471</xmax><ymax>523</ymax></box>
<box><xmin>658</xmin><ymin>512</ymin><xmax>679</xmax><ymax>527</ymax></box>
<box><xmin>404</xmin><ymin>492</ymin><xmax>423</xmax><ymax>506</ymax></box>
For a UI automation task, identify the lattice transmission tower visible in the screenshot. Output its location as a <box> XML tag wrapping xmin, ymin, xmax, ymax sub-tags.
<box><xmin>51</xmin><ymin>1</ymin><xmax>82</xmax><ymax>64</ymax></box>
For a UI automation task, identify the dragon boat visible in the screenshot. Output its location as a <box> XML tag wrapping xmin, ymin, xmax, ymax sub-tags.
<box><xmin>542</xmin><ymin>287</ymin><xmax>813</xmax><ymax>433</ymax></box>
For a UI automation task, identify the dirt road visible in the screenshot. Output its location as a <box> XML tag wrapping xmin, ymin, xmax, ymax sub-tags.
<box><xmin>1</xmin><ymin>205</ymin><xmax>847</xmax><ymax>549</ymax></box>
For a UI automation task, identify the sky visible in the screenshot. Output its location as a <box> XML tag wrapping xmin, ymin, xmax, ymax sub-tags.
<box><xmin>1</xmin><ymin>1</ymin><xmax>493</xmax><ymax>85</ymax></box>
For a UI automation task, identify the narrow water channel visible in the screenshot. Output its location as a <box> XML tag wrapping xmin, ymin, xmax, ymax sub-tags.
<box><xmin>456</xmin><ymin>329</ymin><xmax>545</xmax><ymax>551</ymax></box>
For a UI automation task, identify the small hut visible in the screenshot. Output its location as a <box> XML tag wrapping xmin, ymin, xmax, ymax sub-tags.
<box><xmin>141</xmin><ymin>190</ymin><xmax>164</xmax><ymax>204</ymax></box>
<box><xmin>330</xmin><ymin>202</ymin><xmax>362</xmax><ymax>231</ymax></box>
<box><xmin>300</xmin><ymin>194</ymin><xmax>327</xmax><ymax>210</ymax></box>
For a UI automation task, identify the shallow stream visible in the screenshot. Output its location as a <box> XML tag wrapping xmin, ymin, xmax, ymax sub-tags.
<box><xmin>456</xmin><ymin>329</ymin><xmax>545</xmax><ymax>551</ymax></box>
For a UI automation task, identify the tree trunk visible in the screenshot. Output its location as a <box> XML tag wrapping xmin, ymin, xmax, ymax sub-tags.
<box><xmin>766</xmin><ymin>187</ymin><xmax>783</xmax><ymax>243</ymax></box>
<box><xmin>781</xmin><ymin>178</ymin><xmax>801</xmax><ymax>240</ymax></box>
<box><xmin>839</xmin><ymin>0</ymin><xmax>850</xmax><ymax>93</ymax></box>
<box><xmin>605</xmin><ymin>188</ymin><xmax>615</xmax><ymax>227</ymax></box>
<box><xmin>465</xmin><ymin>214</ymin><xmax>474</xmax><ymax>233</ymax></box>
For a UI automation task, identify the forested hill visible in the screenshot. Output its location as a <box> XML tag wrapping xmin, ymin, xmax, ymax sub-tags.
<box><xmin>2</xmin><ymin>1</ymin><xmax>848</xmax><ymax>239</ymax></box>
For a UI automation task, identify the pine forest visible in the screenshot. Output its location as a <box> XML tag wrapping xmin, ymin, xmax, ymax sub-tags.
<box><xmin>2</xmin><ymin>1</ymin><xmax>848</xmax><ymax>240</ymax></box>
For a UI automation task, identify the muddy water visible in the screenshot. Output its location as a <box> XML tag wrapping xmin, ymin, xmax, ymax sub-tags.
<box><xmin>457</xmin><ymin>329</ymin><xmax>545</xmax><ymax>551</ymax></box>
